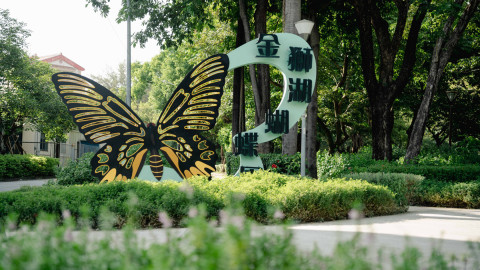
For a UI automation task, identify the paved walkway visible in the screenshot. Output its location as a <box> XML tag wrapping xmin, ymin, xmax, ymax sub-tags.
<box><xmin>0</xmin><ymin>179</ymin><xmax>51</xmax><ymax>192</ymax></box>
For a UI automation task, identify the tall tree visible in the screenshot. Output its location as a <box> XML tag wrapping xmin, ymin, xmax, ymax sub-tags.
<box><xmin>405</xmin><ymin>0</ymin><xmax>480</xmax><ymax>161</ymax></box>
<box><xmin>350</xmin><ymin>0</ymin><xmax>430</xmax><ymax>160</ymax></box>
<box><xmin>231</xmin><ymin>15</ymin><xmax>246</xmax><ymax>151</ymax></box>
<box><xmin>281</xmin><ymin>0</ymin><xmax>301</xmax><ymax>155</ymax></box>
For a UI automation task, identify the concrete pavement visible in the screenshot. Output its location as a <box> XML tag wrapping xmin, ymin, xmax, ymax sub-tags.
<box><xmin>0</xmin><ymin>179</ymin><xmax>51</xmax><ymax>192</ymax></box>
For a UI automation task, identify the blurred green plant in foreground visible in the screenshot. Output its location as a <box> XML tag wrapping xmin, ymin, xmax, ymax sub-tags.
<box><xmin>1</xmin><ymin>200</ymin><xmax>479</xmax><ymax>270</ymax></box>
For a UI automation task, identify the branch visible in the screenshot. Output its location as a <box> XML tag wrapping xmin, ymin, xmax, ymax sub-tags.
<box><xmin>269</xmin><ymin>78</ymin><xmax>283</xmax><ymax>89</ymax></box>
<box><xmin>394</xmin><ymin>0</ymin><xmax>431</xmax><ymax>99</ymax></box>
<box><xmin>351</xmin><ymin>0</ymin><xmax>377</xmax><ymax>93</ymax></box>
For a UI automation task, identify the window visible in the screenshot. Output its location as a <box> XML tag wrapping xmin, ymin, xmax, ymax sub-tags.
<box><xmin>40</xmin><ymin>133</ymin><xmax>48</xmax><ymax>151</ymax></box>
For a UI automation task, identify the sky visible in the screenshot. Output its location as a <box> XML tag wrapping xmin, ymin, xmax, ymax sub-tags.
<box><xmin>3</xmin><ymin>0</ymin><xmax>160</xmax><ymax>77</ymax></box>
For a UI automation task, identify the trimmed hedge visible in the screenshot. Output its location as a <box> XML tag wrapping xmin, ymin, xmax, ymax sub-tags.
<box><xmin>0</xmin><ymin>154</ymin><xmax>58</xmax><ymax>180</ymax></box>
<box><xmin>316</xmin><ymin>150</ymin><xmax>480</xmax><ymax>182</ymax></box>
<box><xmin>411</xmin><ymin>180</ymin><xmax>480</xmax><ymax>208</ymax></box>
<box><xmin>226</xmin><ymin>152</ymin><xmax>301</xmax><ymax>175</ymax></box>
<box><xmin>0</xmin><ymin>171</ymin><xmax>402</xmax><ymax>227</ymax></box>
<box><xmin>350</xmin><ymin>164</ymin><xmax>480</xmax><ymax>183</ymax></box>
<box><xmin>343</xmin><ymin>172</ymin><xmax>424</xmax><ymax>210</ymax></box>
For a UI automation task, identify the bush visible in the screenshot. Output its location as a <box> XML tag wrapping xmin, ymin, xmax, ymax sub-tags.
<box><xmin>56</xmin><ymin>152</ymin><xmax>98</xmax><ymax>185</ymax></box>
<box><xmin>350</xmin><ymin>164</ymin><xmax>480</xmax><ymax>183</ymax></box>
<box><xmin>0</xmin><ymin>171</ymin><xmax>402</xmax><ymax>227</ymax></box>
<box><xmin>316</xmin><ymin>148</ymin><xmax>480</xmax><ymax>183</ymax></box>
<box><xmin>412</xmin><ymin>180</ymin><xmax>480</xmax><ymax>208</ymax></box>
<box><xmin>0</xmin><ymin>154</ymin><xmax>58</xmax><ymax>180</ymax></box>
<box><xmin>226</xmin><ymin>152</ymin><xmax>301</xmax><ymax>175</ymax></box>
<box><xmin>342</xmin><ymin>172</ymin><xmax>424</xmax><ymax>209</ymax></box>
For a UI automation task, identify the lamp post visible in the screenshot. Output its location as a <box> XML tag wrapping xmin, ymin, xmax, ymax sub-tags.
<box><xmin>126</xmin><ymin>0</ymin><xmax>132</xmax><ymax>107</ymax></box>
<box><xmin>446</xmin><ymin>90</ymin><xmax>457</xmax><ymax>147</ymax></box>
<box><xmin>294</xmin><ymin>19</ymin><xmax>315</xmax><ymax>177</ymax></box>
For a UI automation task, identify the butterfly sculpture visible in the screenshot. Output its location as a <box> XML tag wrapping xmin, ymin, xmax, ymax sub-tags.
<box><xmin>52</xmin><ymin>54</ymin><xmax>229</xmax><ymax>182</ymax></box>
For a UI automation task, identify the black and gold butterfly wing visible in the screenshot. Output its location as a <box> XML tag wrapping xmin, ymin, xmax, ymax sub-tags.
<box><xmin>52</xmin><ymin>73</ymin><xmax>149</xmax><ymax>182</ymax></box>
<box><xmin>156</xmin><ymin>54</ymin><xmax>229</xmax><ymax>179</ymax></box>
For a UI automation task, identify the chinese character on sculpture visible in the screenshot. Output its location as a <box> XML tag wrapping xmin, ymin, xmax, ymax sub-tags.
<box><xmin>288</xmin><ymin>78</ymin><xmax>312</xmax><ymax>103</ymax></box>
<box><xmin>234</xmin><ymin>132</ymin><xmax>259</xmax><ymax>157</ymax></box>
<box><xmin>256</xmin><ymin>34</ymin><xmax>281</xmax><ymax>58</ymax></box>
<box><xmin>288</xmin><ymin>47</ymin><xmax>313</xmax><ymax>72</ymax></box>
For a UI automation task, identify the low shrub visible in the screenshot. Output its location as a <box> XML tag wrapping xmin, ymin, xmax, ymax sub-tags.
<box><xmin>0</xmin><ymin>154</ymin><xmax>58</xmax><ymax>180</ymax></box>
<box><xmin>0</xmin><ymin>171</ymin><xmax>402</xmax><ymax>227</ymax></box>
<box><xmin>225</xmin><ymin>152</ymin><xmax>301</xmax><ymax>175</ymax></box>
<box><xmin>56</xmin><ymin>152</ymin><xmax>98</xmax><ymax>185</ymax></box>
<box><xmin>350</xmin><ymin>164</ymin><xmax>480</xmax><ymax>183</ymax></box>
<box><xmin>342</xmin><ymin>172</ymin><xmax>424</xmax><ymax>209</ymax></box>
<box><xmin>412</xmin><ymin>180</ymin><xmax>480</xmax><ymax>208</ymax></box>
<box><xmin>316</xmin><ymin>149</ymin><xmax>480</xmax><ymax>183</ymax></box>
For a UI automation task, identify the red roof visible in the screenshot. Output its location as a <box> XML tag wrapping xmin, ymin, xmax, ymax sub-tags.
<box><xmin>39</xmin><ymin>53</ymin><xmax>85</xmax><ymax>71</ymax></box>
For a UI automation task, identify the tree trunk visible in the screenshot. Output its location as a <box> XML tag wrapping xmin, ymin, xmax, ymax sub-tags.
<box><xmin>239</xmin><ymin>0</ymin><xmax>261</xmax><ymax>120</ymax></box>
<box><xmin>281</xmin><ymin>0</ymin><xmax>301</xmax><ymax>155</ymax></box>
<box><xmin>306</xmin><ymin>19</ymin><xmax>319</xmax><ymax>177</ymax></box>
<box><xmin>405</xmin><ymin>0</ymin><xmax>479</xmax><ymax>161</ymax></box>
<box><xmin>255</xmin><ymin>0</ymin><xmax>273</xmax><ymax>153</ymax></box>
<box><xmin>370</xmin><ymin>95</ymin><xmax>394</xmax><ymax>160</ymax></box>
<box><xmin>232</xmin><ymin>16</ymin><xmax>246</xmax><ymax>151</ymax></box>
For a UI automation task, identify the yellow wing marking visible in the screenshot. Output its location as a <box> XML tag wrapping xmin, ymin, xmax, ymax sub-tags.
<box><xmin>124</xmin><ymin>127</ymin><xmax>145</xmax><ymax>137</ymax></box>
<box><xmin>188</xmin><ymin>92</ymin><xmax>220</xmax><ymax>105</ymax></box>
<box><xmin>126</xmin><ymin>137</ymin><xmax>144</xmax><ymax>144</ymax></box>
<box><xmin>189</xmin><ymin>66</ymin><xmax>225</xmax><ymax>88</ymax></box>
<box><xmin>183</xmin><ymin>161</ymin><xmax>215</xmax><ymax>178</ymax></box>
<box><xmin>192</xmin><ymin>82</ymin><xmax>221</xmax><ymax>95</ymax></box>
<box><xmin>190</xmin><ymin>56</ymin><xmax>221</xmax><ymax>78</ymax></box>
<box><xmin>158</xmin><ymin>133</ymin><xmax>177</xmax><ymax>141</ymax></box>
<box><xmin>57</xmin><ymin>73</ymin><xmax>95</xmax><ymax>88</ymax></box>
<box><xmin>100</xmin><ymin>148</ymin><xmax>147</xmax><ymax>183</ymax></box>
<box><xmin>65</xmin><ymin>95</ymin><xmax>101</xmax><ymax>106</ymax></box>
<box><xmin>92</xmin><ymin>133</ymin><xmax>120</xmax><ymax>143</ymax></box>
<box><xmin>84</xmin><ymin>123</ymin><xmax>128</xmax><ymax>136</ymax></box>
<box><xmin>184</xmin><ymin>104</ymin><xmax>217</xmax><ymax>115</ymax></box>
<box><xmin>70</xmin><ymin>107</ymin><xmax>106</xmax><ymax>118</ymax></box>
<box><xmin>59</xmin><ymin>85</ymin><xmax>102</xmax><ymax>100</ymax></box>
<box><xmin>158</xmin><ymin>125</ymin><xmax>179</xmax><ymax>135</ymax></box>
<box><xmin>103</xmin><ymin>96</ymin><xmax>142</xmax><ymax>127</ymax></box>
<box><xmin>158</xmin><ymin>89</ymin><xmax>190</xmax><ymax>124</ymax></box>
<box><xmin>185</xmin><ymin>125</ymin><xmax>209</xmax><ymax>130</ymax></box>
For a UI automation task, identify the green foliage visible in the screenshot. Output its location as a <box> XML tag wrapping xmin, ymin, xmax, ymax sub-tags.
<box><xmin>343</xmin><ymin>173</ymin><xmax>425</xmax><ymax>210</ymax></box>
<box><xmin>317</xmin><ymin>143</ymin><xmax>480</xmax><ymax>183</ymax></box>
<box><xmin>316</xmin><ymin>150</ymin><xmax>350</xmax><ymax>179</ymax></box>
<box><xmin>0</xmin><ymin>154</ymin><xmax>58</xmax><ymax>180</ymax></box>
<box><xmin>0</xmin><ymin>171</ymin><xmax>402</xmax><ymax>227</ymax></box>
<box><xmin>0</xmin><ymin>9</ymin><xmax>75</xmax><ymax>147</ymax></box>
<box><xmin>3</xmin><ymin>210</ymin><xmax>477</xmax><ymax>270</ymax></box>
<box><xmin>350</xmin><ymin>164</ymin><xmax>480</xmax><ymax>183</ymax></box>
<box><xmin>56</xmin><ymin>152</ymin><xmax>98</xmax><ymax>185</ymax></box>
<box><xmin>225</xmin><ymin>152</ymin><xmax>301</xmax><ymax>175</ymax></box>
<box><xmin>412</xmin><ymin>180</ymin><xmax>480</xmax><ymax>208</ymax></box>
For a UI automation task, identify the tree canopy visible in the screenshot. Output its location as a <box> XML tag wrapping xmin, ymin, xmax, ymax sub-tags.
<box><xmin>0</xmin><ymin>9</ymin><xmax>75</xmax><ymax>154</ymax></box>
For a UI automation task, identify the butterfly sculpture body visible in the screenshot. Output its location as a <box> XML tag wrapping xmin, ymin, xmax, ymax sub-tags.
<box><xmin>52</xmin><ymin>54</ymin><xmax>229</xmax><ymax>182</ymax></box>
